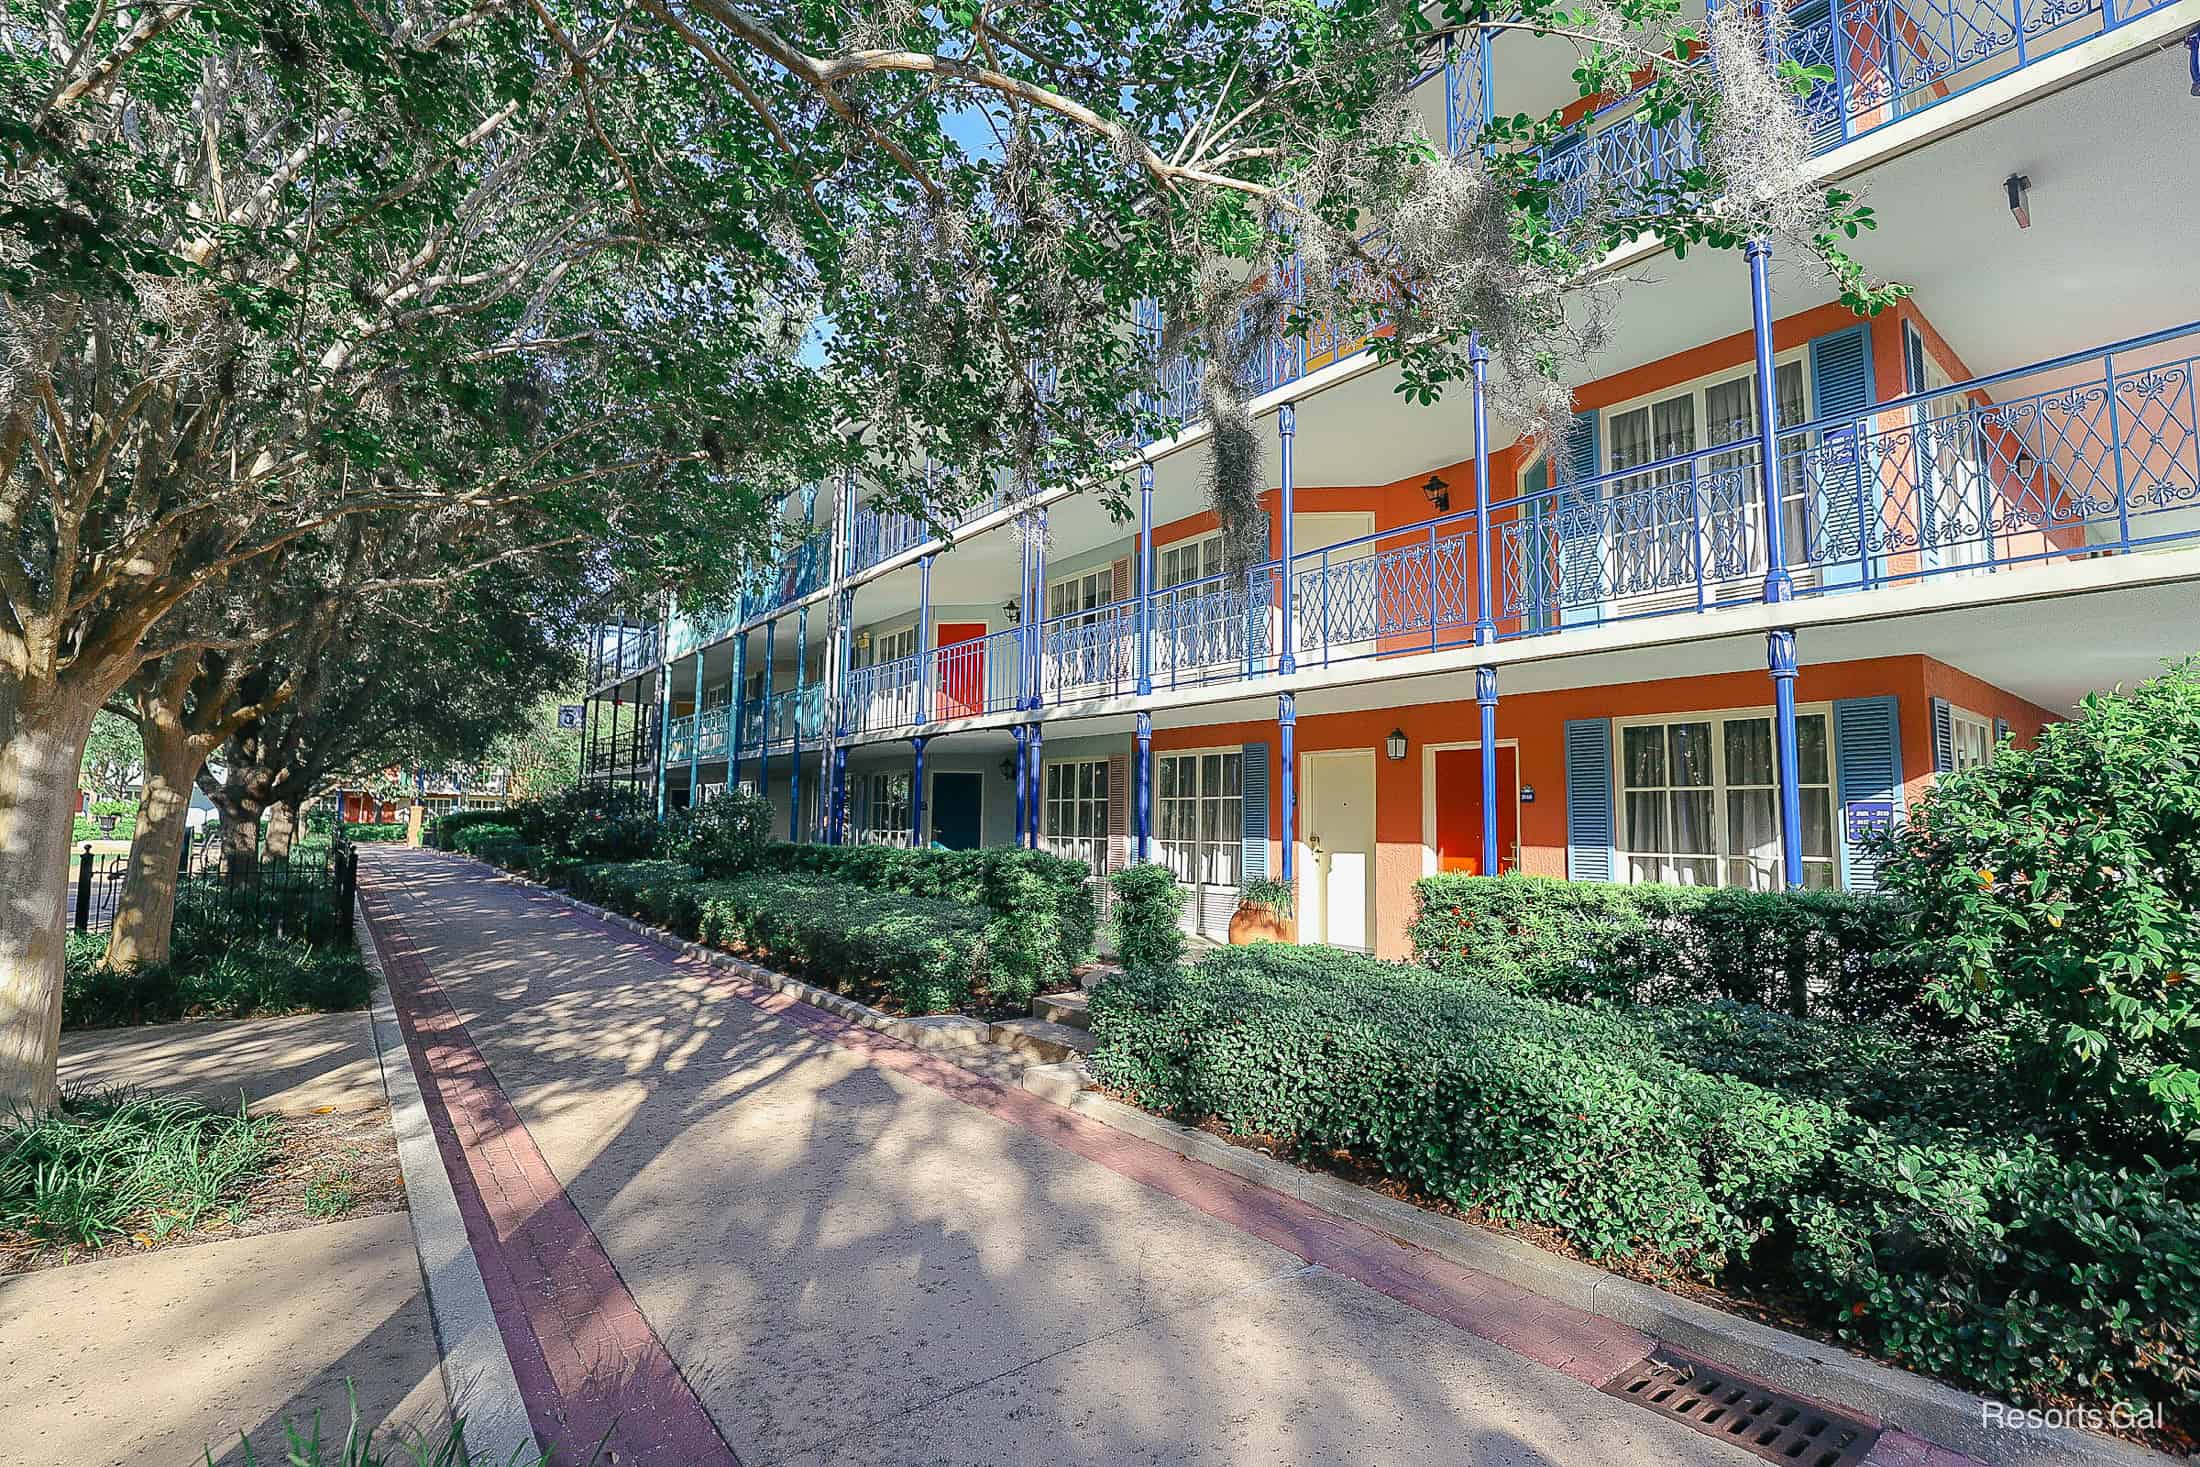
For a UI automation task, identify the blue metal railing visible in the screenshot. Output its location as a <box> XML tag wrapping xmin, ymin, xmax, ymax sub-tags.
<box><xmin>819</xmin><ymin>320</ymin><xmax>2197</xmax><ymax>738</ymax></box>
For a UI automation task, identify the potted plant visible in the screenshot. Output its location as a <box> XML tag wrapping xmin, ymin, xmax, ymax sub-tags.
<box><xmin>1229</xmin><ymin>877</ymin><xmax>1296</xmax><ymax>945</ymax></box>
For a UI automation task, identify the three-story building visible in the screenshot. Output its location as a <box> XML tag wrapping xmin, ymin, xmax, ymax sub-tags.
<box><xmin>584</xmin><ymin>0</ymin><xmax>2200</xmax><ymax>956</ymax></box>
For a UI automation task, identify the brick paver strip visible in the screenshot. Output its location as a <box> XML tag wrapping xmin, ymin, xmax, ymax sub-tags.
<box><xmin>360</xmin><ymin>876</ymin><xmax>741</xmax><ymax>1467</ymax></box>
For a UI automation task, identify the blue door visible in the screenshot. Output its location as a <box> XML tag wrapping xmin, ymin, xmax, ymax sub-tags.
<box><xmin>931</xmin><ymin>772</ymin><xmax>983</xmax><ymax>850</ymax></box>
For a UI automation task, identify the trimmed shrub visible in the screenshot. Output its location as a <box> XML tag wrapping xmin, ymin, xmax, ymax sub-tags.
<box><xmin>429</xmin><ymin>808</ymin><xmax>520</xmax><ymax>850</ymax></box>
<box><xmin>1408</xmin><ymin>873</ymin><xmax>1919</xmax><ymax>1021</ymax></box>
<box><xmin>449</xmin><ymin>822</ymin><xmax>520</xmax><ymax>857</ymax></box>
<box><xmin>1788</xmin><ymin>1126</ymin><xmax>2200</xmax><ymax>1416</ymax></box>
<box><xmin>762</xmin><ymin>842</ymin><xmax>1097</xmax><ymax>992</ymax></box>
<box><xmin>693</xmin><ymin>874</ymin><xmax>985</xmax><ymax>1014</ymax></box>
<box><xmin>1871</xmin><ymin>660</ymin><xmax>2200</xmax><ymax>1139</ymax></box>
<box><xmin>1108</xmin><ymin>862</ymin><xmax>1184</xmax><ymax>980</ymax></box>
<box><xmin>342</xmin><ymin>822</ymin><xmax>409</xmax><ymax>843</ymax></box>
<box><xmin>661</xmin><ymin>788</ymin><xmax>774</xmax><ymax>876</ymax></box>
<box><xmin>1089</xmin><ymin>943</ymin><xmax>1840</xmax><ymax>1267</ymax></box>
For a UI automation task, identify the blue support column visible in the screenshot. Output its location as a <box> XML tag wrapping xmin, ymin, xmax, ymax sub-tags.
<box><xmin>1026</xmin><ymin>722</ymin><xmax>1044</xmax><ymax>850</ymax></box>
<box><xmin>917</xmin><ymin>554</ymin><xmax>933</xmax><ymax>725</ymax></box>
<box><xmin>1135</xmin><ymin>710</ymin><xmax>1153</xmax><ymax>862</ymax></box>
<box><xmin>1278</xmin><ymin>694</ymin><xmax>1297</xmax><ymax>886</ymax></box>
<box><xmin>1476</xmin><ymin>666</ymin><xmax>1500</xmax><ymax>875</ymax></box>
<box><xmin>1770</xmin><ymin>629</ymin><xmax>1806</xmax><ymax>889</ymax></box>
<box><xmin>831</xmin><ymin>745</ymin><xmax>849</xmax><ymax>844</ymax></box>
<box><xmin>1748</xmin><ymin>237</ymin><xmax>1805</xmax><ymax>890</ymax></box>
<box><xmin>1278</xmin><ymin>404</ymin><xmax>1297</xmax><ymax>675</ymax></box>
<box><xmin>688</xmin><ymin>652</ymin><xmax>705</xmax><ymax>807</ymax></box>
<box><xmin>790</xmin><ymin>609</ymin><xmax>806</xmax><ymax>839</ymax></box>
<box><xmin>1013</xmin><ymin>724</ymin><xmax>1030</xmax><ymax>843</ymax></box>
<box><xmin>760</xmin><ymin>618</ymin><xmax>776</xmax><ymax>804</ymax></box>
<box><xmin>652</xmin><ymin>659</ymin><xmax>672</xmax><ymax>816</ymax></box>
<box><xmin>1470</xmin><ymin>334</ymin><xmax>1496</xmax><ymax>648</ymax></box>
<box><xmin>1031</xmin><ymin>509</ymin><xmax>1049</xmax><ymax>708</ymax></box>
<box><xmin>910</xmin><ymin>736</ymin><xmax>928</xmax><ymax>847</ymax></box>
<box><xmin>730</xmin><ymin>632</ymin><xmax>749</xmax><ymax>789</ymax></box>
<box><xmin>1137</xmin><ymin>463</ymin><xmax>1155</xmax><ymax>697</ymax></box>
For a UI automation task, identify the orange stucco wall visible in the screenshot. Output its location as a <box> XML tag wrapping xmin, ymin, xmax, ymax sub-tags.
<box><xmin>1147</xmin><ymin>653</ymin><xmax>2058</xmax><ymax>960</ymax></box>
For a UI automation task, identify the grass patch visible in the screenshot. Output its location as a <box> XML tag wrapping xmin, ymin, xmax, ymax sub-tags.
<box><xmin>217</xmin><ymin>1385</ymin><xmax>567</xmax><ymax>1465</ymax></box>
<box><xmin>302</xmin><ymin>1150</ymin><xmax>365</xmax><ymax>1219</ymax></box>
<box><xmin>0</xmin><ymin>1090</ymin><xmax>282</xmax><ymax>1252</ymax></box>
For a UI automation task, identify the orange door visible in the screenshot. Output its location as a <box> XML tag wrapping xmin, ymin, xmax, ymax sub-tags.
<box><xmin>936</xmin><ymin>622</ymin><xmax>988</xmax><ymax>717</ymax></box>
<box><xmin>1434</xmin><ymin>746</ymin><xmax>1519</xmax><ymax>874</ymax></box>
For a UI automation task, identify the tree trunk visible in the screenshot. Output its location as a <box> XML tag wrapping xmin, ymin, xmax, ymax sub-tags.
<box><xmin>219</xmin><ymin>805</ymin><xmax>261</xmax><ymax>884</ymax></box>
<box><xmin>104</xmin><ymin>723</ymin><xmax>206</xmax><ymax>971</ymax></box>
<box><xmin>265</xmin><ymin>800</ymin><xmax>299</xmax><ymax>862</ymax></box>
<box><xmin>0</xmin><ymin>687</ymin><xmax>102</xmax><ymax>1114</ymax></box>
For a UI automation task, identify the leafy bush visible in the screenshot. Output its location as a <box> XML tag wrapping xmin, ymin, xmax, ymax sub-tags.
<box><xmin>502</xmin><ymin>784</ymin><xmax>659</xmax><ymax>861</ymax></box>
<box><xmin>1090</xmin><ymin>943</ymin><xmax>1840</xmax><ymax>1268</ymax></box>
<box><xmin>1872</xmin><ymin>661</ymin><xmax>2200</xmax><ymax>1139</ymax></box>
<box><xmin>64</xmin><ymin>882</ymin><xmax>372</xmax><ymax>1028</ymax></box>
<box><xmin>1409</xmin><ymin>873</ymin><xmax>1920</xmax><ymax>1021</ymax></box>
<box><xmin>429</xmin><ymin>808</ymin><xmax>520</xmax><ymax>850</ymax></box>
<box><xmin>449</xmin><ymin>822</ymin><xmax>521</xmax><ymax>856</ymax></box>
<box><xmin>1238</xmin><ymin>877</ymin><xmax>1294</xmax><ymax>916</ymax></box>
<box><xmin>661</xmin><ymin>788</ymin><xmax>774</xmax><ymax>875</ymax></box>
<box><xmin>343</xmin><ymin>822</ymin><xmax>409</xmax><ymax>843</ymax></box>
<box><xmin>0</xmin><ymin>1091</ymin><xmax>281</xmax><ymax>1249</ymax></box>
<box><xmin>1108</xmin><ymin>862</ymin><xmax>1184</xmax><ymax>979</ymax></box>
<box><xmin>1788</xmin><ymin>1126</ymin><xmax>2200</xmax><ymax>1415</ymax></box>
<box><xmin>762</xmin><ymin>842</ymin><xmax>1097</xmax><ymax>993</ymax></box>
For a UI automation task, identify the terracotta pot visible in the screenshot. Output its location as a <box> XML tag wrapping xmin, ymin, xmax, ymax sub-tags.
<box><xmin>1228</xmin><ymin>901</ymin><xmax>1296</xmax><ymax>945</ymax></box>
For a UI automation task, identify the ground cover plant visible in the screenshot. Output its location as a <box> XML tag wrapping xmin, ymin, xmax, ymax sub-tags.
<box><xmin>0</xmin><ymin>1091</ymin><xmax>281</xmax><ymax>1255</ymax></box>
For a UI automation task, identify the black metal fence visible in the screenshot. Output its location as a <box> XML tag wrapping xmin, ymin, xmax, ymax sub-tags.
<box><xmin>69</xmin><ymin>834</ymin><xmax>359</xmax><ymax>943</ymax></box>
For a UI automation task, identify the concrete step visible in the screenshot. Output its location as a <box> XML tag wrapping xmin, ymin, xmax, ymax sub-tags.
<box><xmin>987</xmin><ymin>1016</ymin><xmax>1095</xmax><ymax>1065</ymax></box>
<box><xmin>1019</xmin><ymin>1061</ymin><xmax>1086</xmax><ymax>1106</ymax></box>
<box><xmin>940</xmin><ymin>1047</ymin><xmax>1032</xmax><ymax>1087</ymax></box>
<box><xmin>1031</xmin><ymin>990</ymin><xmax>1092</xmax><ymax>1030</ymax></box>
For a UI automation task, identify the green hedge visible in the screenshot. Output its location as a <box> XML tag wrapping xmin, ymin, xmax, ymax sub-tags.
<box><xmin>760</xmin><ymin>842</ymin><xmax>1096</xmax><ymax>1004</ymax></box>
<box><xmin>1090</xmin><ymin>942</ymin><xmax>2200</xmax><ymax>1417</ymax></box>
<box><xmin>1409</xmin><ymin>873</ymin><xmax>1920</xmax><ymax>1021</ymax></box>
<box><xmin>1108</xmin><ymin>862</ymin><xmax>1184</xmax><ymax>979</ymax></box>
<box><xmin>428</xmin><ymin>808</ymin><xmax>521</xmax><ymax>850</ymax></box>
<box><xmin>449</xmin><ymin>822</ymin><xmax>521</xmax><ymax>856</ymax></box>
<box><xmin>566</xmin><ymin>860</ymin><xmax>987</xmax><ymax>1014</ymax></box>
<box><xmin>342</xmin><ymin>822</ymin><xmax>409</xmax><ymax>843</ymax></box>
<box><xmin>1090</xmin><ymin>944</ymin><xmax>1840</xmax><ymax>1268</ymax></box>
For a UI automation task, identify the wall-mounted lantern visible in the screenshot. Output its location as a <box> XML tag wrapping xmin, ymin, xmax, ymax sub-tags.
<box><xmin>1385</xmin><ymin>728</ymin><xmax>1408</xmax><ymax>761</ymax></box>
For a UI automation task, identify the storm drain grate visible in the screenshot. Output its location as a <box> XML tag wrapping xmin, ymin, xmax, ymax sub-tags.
<box><xmin>1601</xmin><ymin>1349</ymin><xmax>1879</xmax><ymax>1467</ymax></box>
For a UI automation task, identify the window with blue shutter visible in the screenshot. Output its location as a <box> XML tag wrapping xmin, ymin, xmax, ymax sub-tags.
<box><xmin>1833</xmin><ymin>696</ymin><xmax>1904</xmax><ymax>893</ymax></box>
<box><xmin>1993</xmin><ymin>715</ymin><xmax>2010</xmax><ymax>748</ymax></box>
<box><xmin>1241</xmin><ymin>741</ymin><xmax>1270</xmax><ymax>882</ymax></box>
<box><xmin>1564</xmin><ymin>718</ymin><xmax>1615</xmax><ymax>882</ymax></box>
<box><xmin>1929</xmin><ymin>697</ymin><xmax>1955</xmax><ymax>774</ymax></box>
<box><xmin>1557</xmin><ymin>411</ymin><xmax>1603</xmax><ymax>627</ymax></box>
<box><xmin>1809</xmin><ymin>323</ymin><xmax>1876</xmax><ymax>589</ymax></box>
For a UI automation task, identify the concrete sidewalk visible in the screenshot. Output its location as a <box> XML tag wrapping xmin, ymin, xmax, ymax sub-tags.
<box><xmin>361</xmin><ymin>847</ymin><xmax>1762</xmax><ymax>1467</ymax></box>
<box><xmin>60</xmin><ymin>1009</ymin><xmax>383</xmax><ymax>1115</ymax></box>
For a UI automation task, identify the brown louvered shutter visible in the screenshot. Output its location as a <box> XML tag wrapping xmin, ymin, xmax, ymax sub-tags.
<box><xmin>1112</xmin><ymin>557</ymin><xmax>1132</xmax><ymax>603</ymax></box>
<box><xmin>1107</xmin><ymin>750</ymin><xmax>1131</xmax><ymax>870</ymax></box>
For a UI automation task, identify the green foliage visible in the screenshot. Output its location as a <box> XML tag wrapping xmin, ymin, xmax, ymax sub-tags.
<box><xmin>565</xmin><ymin>861</ymin><xmax>988</xmax><ymax>1016</ymax></box>
<box><xmin>449</xmin><ymin>823</ymin><xmax>521</xmax><ymax>857</ymax></box>
<box><xmin>1788</xmin><ymin>1127</ymin><xmax>2200</xmax><ymax>1415</ymax></box>
<box><xmin>757</xmin><ymin>842</ymin><xmax>1096</xmax><ymax>994</ymax></box>
<box><xmin>0</xmin><ymin>1091</ymin><xmax>281</xmax><ymax>1250</ymax></box>
<box><xmin>342</xmin><ymin>823</ymin><xmax>409</xmax><ymax>843</ymax></box>
<box><xmin>661</xmin><ymin>789</ymin><xmax>775</xmax><ymax>876</ymax></box>
<box><xmin>78</xmin><ymin>711</ymin><xmax>145</xmax><ymax>803</ymax></box>
<box><xmin>1409</xmin><ymin>873</ymin><xmax>1919</xmax><ymax>1020</ymax></box>
<box><xmin>1238</xmin><ymin>877</ymin><xmax>1294</xmax><ymax>917</ymax></box>
<box><xmin>1871</xmin><ymin>662</ymin><xmax>2200</xmax><ymax>1138</ymax></box>
<box><xmin>1089</xmin><ymin>944</ymin><xmax>1839</xmax><ymax>1268</ymax></box>
<box><xmin>1109</xmin><ymin>863</ymin><xmax>1186</xmax><ymax>980</ymax></box>
<box><xmin>429</xmin><ymin>808</ymin><xmax>521</xmax><ymax>850</ymax></box>
<box><xmin>64</xmin><ymin>884</ymin><xmax>371</xmax><ymax>1029</ymax></box>
<box><xmin>210</xmin><ymin>1384</ymin><xmax>559</xmax><ymax>1467</ymax></box>
<box><xmin>505</xmin><ymin>785</ymin><xmax>663</xmax><ymax>863</ymax></box>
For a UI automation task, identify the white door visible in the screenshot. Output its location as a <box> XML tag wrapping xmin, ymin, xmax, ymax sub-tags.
<box><xmin>1301</xmin><ymin>750</ymin><xmax>1375</xmax><ymax>951</ymax></box>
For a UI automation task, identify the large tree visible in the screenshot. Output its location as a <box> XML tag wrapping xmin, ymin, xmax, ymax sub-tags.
<box><xmin>3</xmin><ymin>0</ymin><xmax>1897</xmax><ymax>1114</ymax></box>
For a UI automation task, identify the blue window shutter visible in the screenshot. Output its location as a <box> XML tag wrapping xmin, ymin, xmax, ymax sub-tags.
<box><xmin>1809</xmin><ymin>323</ymin><xmax>1876</xmax><ymax>590</ymax></box>
<box><xmin>1834</xmin><ymin>696</ymin><xmax>1905</xmax><ymax>893</ymax></box>
<box><xmin>1241</xmin><ymin>742</ymin><xmax>1269</xmax><ymax>882</ymax></box>
<box><xmin>1993</xmin><ymin>715</ymin><xmax>2010</xmax><ymax>748</ymax></box>
<box><xmin>1929</xmin><ymin>697</ymin><xmax>1955</xmax><ymax>774</ymax></box>
<box><xmin>1564</xmin><ymin>718</ymin><xmax>1615</xmax><ymax>882</ymax></box>
<box><xmin>1558</xmin><ymin>411</ymin><xmax>1603</xmax><ymax>627</ymax></box>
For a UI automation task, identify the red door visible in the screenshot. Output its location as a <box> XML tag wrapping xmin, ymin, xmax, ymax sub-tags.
<box><xmin>936</xmin><ymin>622</ymin><xmax>988</xmax><ymax>717</ymax></box>
<box><xmin>1434</xmin><ymin>746</ymin><xmax>1519</xmax><ymax>874</ymax></box>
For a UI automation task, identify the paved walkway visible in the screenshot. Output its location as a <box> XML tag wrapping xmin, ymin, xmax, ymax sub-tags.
<box><xmin>358</xmin><ymin>848</ymin><xmax>1798</xmax><ymax>1467</ymax></box>
<box><xmin>61</xmin><ymin>1009</ymin><xmax>384</xmax><ymax>1114</ymax></box>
